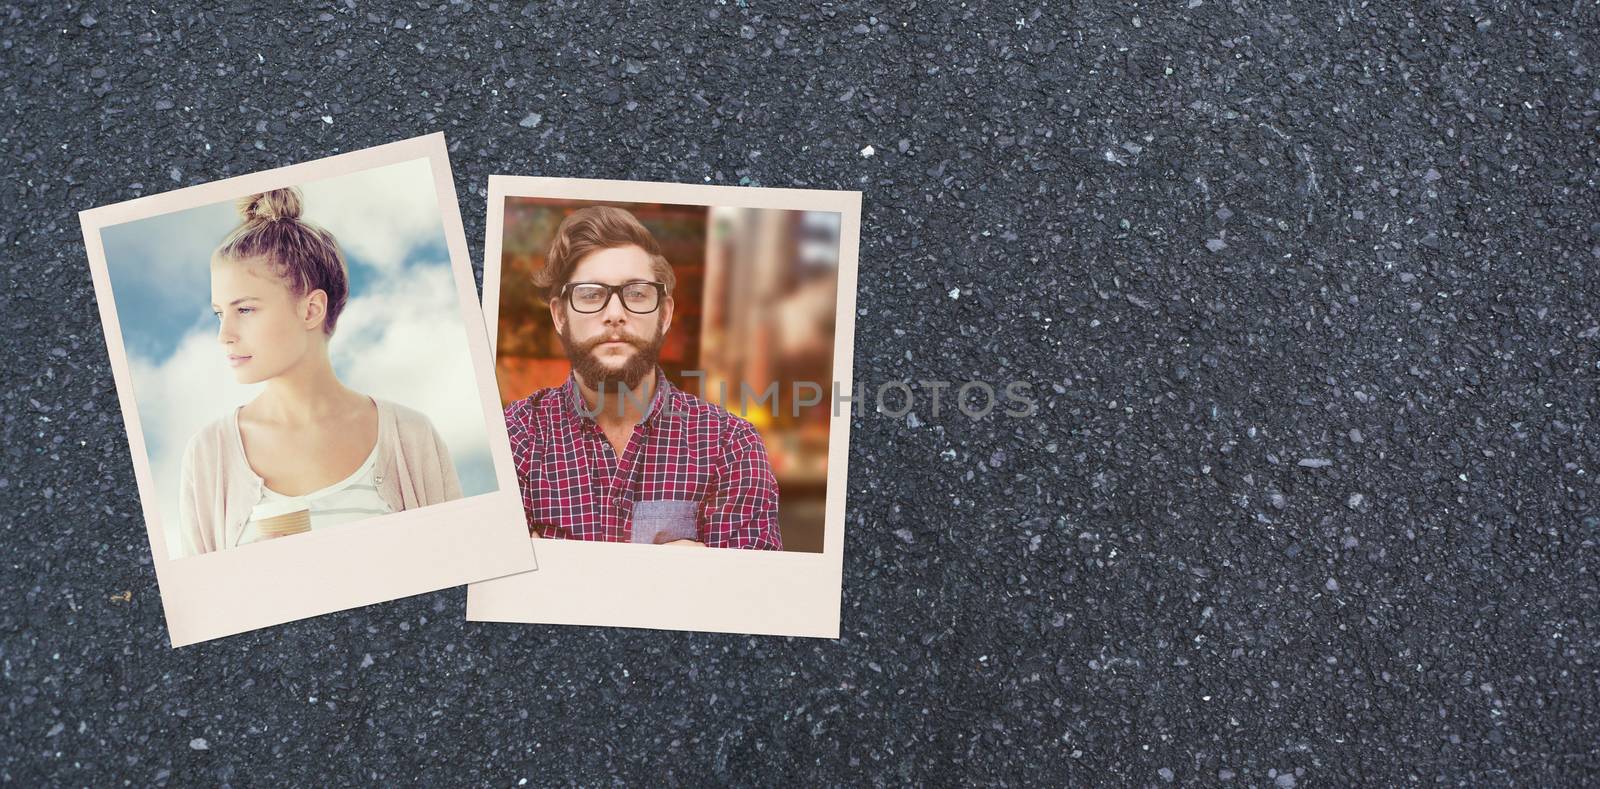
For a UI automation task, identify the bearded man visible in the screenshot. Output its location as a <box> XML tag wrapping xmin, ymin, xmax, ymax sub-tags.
<box><xmin>502</xmin><ymin>206</ymin><xmax>783</xmax><ymax>549</ymax></box>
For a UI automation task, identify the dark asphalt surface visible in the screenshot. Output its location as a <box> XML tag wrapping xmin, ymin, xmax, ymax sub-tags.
<box><xmin>4</xmin><ymin>3</ymin><xmax>1599</xmax><ymax>785</ymax></box>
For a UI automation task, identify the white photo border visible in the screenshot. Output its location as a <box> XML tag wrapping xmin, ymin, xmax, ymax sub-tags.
<box><xmin>79</xmin><ymin>133</ymin><xmax>538</xmax><ymax>647</ymax></box>
<box><xmin>468</xmin><ymin>176</ymin><xmax>860</xmax><ymax>638</ymax></box>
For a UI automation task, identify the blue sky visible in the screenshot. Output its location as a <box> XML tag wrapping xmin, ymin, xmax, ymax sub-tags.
<box><xmin>103</xmin><ymin>202</ymin><xmax>440</xmax><ymax>362</ymax></box>
<box><xmin>98</xmin><ymin>158</ymin><xmax>497</xmax><ymax>557</ymax></box>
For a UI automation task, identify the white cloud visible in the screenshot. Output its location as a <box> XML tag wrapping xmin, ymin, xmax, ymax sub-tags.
<box><xmin>332</xmin><ymin>262</ymin><xmax>489</xmax><ymax>464</ymax></box>
<box><xmin>300</xmin><ymin>158</ymin><xmax>444</xmax><ymax>271</ymax></box>
<box><xmin>128</xmin><ymin>331</ymin><xmax>263</xmax><ymax>558</ymax></box>
<box><xmin>130</xmin><ymin>261</ymin><xmax>493</xmax><ymax>559</ymax></box>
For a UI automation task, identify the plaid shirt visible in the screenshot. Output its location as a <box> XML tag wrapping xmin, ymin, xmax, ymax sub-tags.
<box><xmin>504</xmin><ymin>368</ymin><xmax>783</xmax><ymax>550</ymax></box>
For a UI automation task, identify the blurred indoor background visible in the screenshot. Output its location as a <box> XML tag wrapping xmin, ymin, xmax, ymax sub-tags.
<box><xmin>496</xmin><ymin>197</ymin><xmax>841</xmax><ymax>553</ymax></box>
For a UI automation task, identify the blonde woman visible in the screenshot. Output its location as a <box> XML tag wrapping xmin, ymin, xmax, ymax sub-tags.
<box><xmin>176</xmin><ymin>187</ymin><xmax>461</xmax><ymax>557</ymax></box>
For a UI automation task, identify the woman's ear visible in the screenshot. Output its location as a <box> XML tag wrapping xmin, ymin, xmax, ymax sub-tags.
<box><xmin>303</xmin><ymin>289</ymin><xmax>329</xmax><ymax>332</ymax></box>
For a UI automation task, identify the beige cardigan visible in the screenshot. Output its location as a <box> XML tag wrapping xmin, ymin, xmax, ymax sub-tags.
<box><xmin>176</xmin><ymin>397</ymin><xmax>463</xmax><ymax>558</ymax></box>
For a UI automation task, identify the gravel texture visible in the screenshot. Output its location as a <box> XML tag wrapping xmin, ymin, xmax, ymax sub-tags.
<box><xmin>3</xmin><ymin>2</ymin><xmax>1599</xmax><ymax>785</ymax></box>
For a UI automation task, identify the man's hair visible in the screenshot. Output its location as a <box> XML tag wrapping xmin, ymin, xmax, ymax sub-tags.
<box><xmin>533</xmin><ymin>206</ymin><xmax>677</xmax><ymax>302</ymax></box>
<box><xmin>213</xmin><ymin>186</ymin><xmax>350</xmax><ymax>336</ymax></box>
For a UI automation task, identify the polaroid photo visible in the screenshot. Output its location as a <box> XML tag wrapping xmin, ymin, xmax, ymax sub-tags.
<box><xmin>79</xmin><ymin>133</ymin><xmax>536</xmax><ymax>647</ymax></box>
<box><xmin>468</xmin><ymin>176</ymin><xmax>860</xmax><ymax>638</ymax></box>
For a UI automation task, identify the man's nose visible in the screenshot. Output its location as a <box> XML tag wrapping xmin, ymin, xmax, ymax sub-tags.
<box><xmin>600</xmin><ymin>290</ymin><xmax>630</xmax><ymax>322</ymax></box>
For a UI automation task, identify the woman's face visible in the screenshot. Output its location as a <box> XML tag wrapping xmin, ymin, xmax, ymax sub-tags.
<box><xmin>210</xmin><ymin>256</ymin><xmax>320</xmax><ymax>384</ymax></box>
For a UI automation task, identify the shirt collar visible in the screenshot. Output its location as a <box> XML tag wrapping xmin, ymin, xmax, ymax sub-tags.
<box><xmin>562</xmin><ymin>367</ymin><xmax>673</xmax><ymax>426</ymax></box>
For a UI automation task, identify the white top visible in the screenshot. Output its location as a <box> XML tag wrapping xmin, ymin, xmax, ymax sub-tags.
<box><xmin>236</xmin><ymin>441</ymin><xmax>392</xmax><ymax>547</ymax></box>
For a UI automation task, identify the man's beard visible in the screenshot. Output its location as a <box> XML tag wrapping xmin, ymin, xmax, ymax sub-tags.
<box><xmin>558</xmin><ymin>323</ymin><xmax>664</xmax><ymax>394</ymax></box>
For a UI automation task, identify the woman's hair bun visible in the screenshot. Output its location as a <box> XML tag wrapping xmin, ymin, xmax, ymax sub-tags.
<box><xmin>237</xmin><ymin>187</ymin><xmax>303</xmax><ymax>223</ymax></box>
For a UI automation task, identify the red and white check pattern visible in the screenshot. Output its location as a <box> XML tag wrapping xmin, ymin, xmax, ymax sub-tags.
<box><xmin>503</xmin><ymin>368</ymin><xmax>783</xmax><ymax>550</ymax></box>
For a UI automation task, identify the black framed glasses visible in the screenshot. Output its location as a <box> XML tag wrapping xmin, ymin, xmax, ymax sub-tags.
<box><xmin>561</xmin><ymin>281</ymin><xmax>666</xmax><ymax>314</ymax></box>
